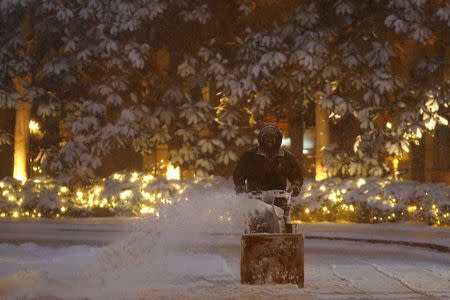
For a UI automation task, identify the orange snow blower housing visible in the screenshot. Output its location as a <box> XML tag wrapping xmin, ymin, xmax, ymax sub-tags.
<box><xmin>239</xmin><ymin>190</ymin><xmax>304</xmax><ymax>288</ymax></box>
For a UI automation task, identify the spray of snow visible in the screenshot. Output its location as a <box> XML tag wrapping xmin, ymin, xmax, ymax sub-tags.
<box><xmin>78</xmin><ymin>179</ymin><xmax>246</xmax><ymax>293</ymax></box>
<box><xmin>1</xmin><ymin>178</ymin><xmax>258</xmax><ymax>299</ymax></box>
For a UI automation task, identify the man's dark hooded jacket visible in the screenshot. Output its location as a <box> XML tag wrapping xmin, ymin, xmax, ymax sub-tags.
<box><xmin>233</xmin><ymin>125</ymin><xmax>303</xmax><ymax>193</ymax></box>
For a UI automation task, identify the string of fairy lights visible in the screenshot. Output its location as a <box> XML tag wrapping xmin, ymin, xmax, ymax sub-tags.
<box><xmin>293</xmin><ymin>178</ymin><xmax>449</xmax><ymax>226</ymax></box>
<box><xmin>0</xmin><ymin>173</ymin><xmax>448</xmax><ymax>226</ymax></box>
<box><xmin>0</xmin><ymin>171</ymin><xmax>184</xmax><ymax>219</ymax></box>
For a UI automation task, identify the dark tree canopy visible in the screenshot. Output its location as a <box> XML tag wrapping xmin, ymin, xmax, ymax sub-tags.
<box><xmin>0</xmin><ymin>0</ymin><xmax>448</xmax><ymax>182</ymax></box>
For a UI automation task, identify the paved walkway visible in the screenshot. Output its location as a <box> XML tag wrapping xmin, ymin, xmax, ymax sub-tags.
<box><xmin>0</xmin><ymin>218</ymin><xmax>449</xmax><ymax>299</ymax></box>
<box><xmin>296</xmin><ymin>222</ymin><xmax>450</xmax><ymax>252</ymax></box>
<box><xmin>1</xmin><ymin>218</ymin><xmax>448</xmax><ymax>249</ymax></box>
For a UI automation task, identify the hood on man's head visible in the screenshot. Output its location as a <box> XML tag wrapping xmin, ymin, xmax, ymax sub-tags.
<box><xmin>258</xmin><ymin>124</ymin><xmax>283</xmax><ymax>149</ymax></box>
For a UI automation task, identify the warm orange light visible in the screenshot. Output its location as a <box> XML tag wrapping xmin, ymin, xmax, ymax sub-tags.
<box><xmin>166</xmin><ymin>164</ymin><xmax>180</xmax><ymax>180</ymax></box>
<box><xmin>407</xmin><ymin>205</ymin><xmax>417</xmax><ymax>213</ymax></box>
<box><xmin>29</xmin><ymin>120</ymin><xmax>41</xmax><ymax>134</ymax></box>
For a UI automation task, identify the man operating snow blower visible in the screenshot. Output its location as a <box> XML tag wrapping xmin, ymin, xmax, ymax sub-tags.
<box><xmin>233</xmin><ymin>124</ymin><xmax>303</xmax><ymax>234</ymax></box>
<box><xmin>235</xmin><ymin>124</ymin><xmax>305</xmax><ymax>287</ymax></box>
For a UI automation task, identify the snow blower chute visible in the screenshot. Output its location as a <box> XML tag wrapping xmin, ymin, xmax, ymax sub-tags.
<box><xmin>240</xmin><ymin>190</ymin><xmax>304</xmax><ymax>288</ymax></box>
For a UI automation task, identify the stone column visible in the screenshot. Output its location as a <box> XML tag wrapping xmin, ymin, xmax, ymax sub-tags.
<box><xmin>13</xmin><ymin>100</ymin><xmax>32</xmax><ymax>182</ymax></box>
<box><xmin>156</xmin><ymin>143</ymin><xmax>170</xmax><ymax>177</ymax></box>
<box><xmin>315</xmin><ymin>103</ymin><xmax>330</xmax><ymax>181</ymax></box>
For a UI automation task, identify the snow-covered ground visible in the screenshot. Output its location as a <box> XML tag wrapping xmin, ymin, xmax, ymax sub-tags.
<box><xmin>0</xmin><ymin>238</ymin><xmax>449</xmax><ymax>299</ymax></box>
<box><xmin>0</xmin><ymin>189</ymin><xmax>449</xmax><ymax>299</ymax></box>
<box><xmin>1</xmin><ymin>218</ymin><xmax>449</xmax><ymax>299</ymax></box>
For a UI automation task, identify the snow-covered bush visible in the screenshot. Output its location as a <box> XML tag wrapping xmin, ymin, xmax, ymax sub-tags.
<box><xmin>0</xmin><ymin>172</ymin><xmax>186</xmax><ymax>218</ymax></box>
<box><xmin>293</xmin><ymin>177</ymin><xmax>450</xmax><ymax>226</ymax></box>
<box><xmin>0</xmin><ymin>177</ymin><xmax>21</xmax><ymax>217</ymax></box>
<box><xmin>19</xmin><ymin>176</ymin><xmax>64</xmax><ymax>217</ymax></box>
<box><xmin>0</xmin><ymin>174</ymin><xmax>448</xmax><ymax>226</ymax></box>
<box><xmin>67</xmin><ymin>172</ymin><xmax>183</xmax><ymax>216</ymax></box>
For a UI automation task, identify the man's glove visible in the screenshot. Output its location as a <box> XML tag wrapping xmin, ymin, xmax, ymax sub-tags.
<box><xmin>288</xmin><ymin>184</ymin><xmax>301</xmax><ymax>197</ymax></box>
<box><xmin>235</xmin><ymin>185</ymin><xmax>247</xmax><ymax>194</ymax></box>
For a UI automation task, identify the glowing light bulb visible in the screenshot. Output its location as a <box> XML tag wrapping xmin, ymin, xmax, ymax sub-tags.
<box><xmin>143</xmin><ymin>175</ymin><xmax>154</xmax><ymax>182</ymax></box>
<box><xmin>120</xmin><ymin>190</ymin><xmax>133</xmax><ymax>200</ymax></box>
<box><xmin>112</xmin><ymin>173</ymin><xmax>124</xmax><ymax>181</ymax></box>
<box><xmin>29</xmin><ymin>120</ymin><xmax>40</xmax><ymax>134</ymax></box>
<box><xmin>93</xmin><ymin>186</ymin><xmax>102</xmax><ymax>194</ymax></box>
<box><xmin>140</xmin><ymin>206</ymin><xmax>155</xmax><ymax>214</ymax></box>
<box><xmin>356</xmin><ymin>178</ymin><xmax>366</xmax><ymax>188</ymax></box>
<box><xmin>407</xmin><ymin>205</ymin><xmax>417</xmax><ymax>213</ymax></box>
<box><xmin>166</xmin><ymin>164</ymin><xmax>180</xmax><ymax>180</ymax></box>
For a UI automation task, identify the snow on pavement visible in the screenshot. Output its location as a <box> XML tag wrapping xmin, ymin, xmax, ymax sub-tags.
<box><xmin>0</xmin><ymin>238</ymin><xmax>449</xmax><ymax>299</ymax></box>
<box><xmin>297</xmin><ymin>222</ymin><xmax>450</xmax><ymax>248</ymax></box>
<box><xmin>1</xmin><ymin>218</ymin><xmax>449</xmax><ymax>249</ymax></box>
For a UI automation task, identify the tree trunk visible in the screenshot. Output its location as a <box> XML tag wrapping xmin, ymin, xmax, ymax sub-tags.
<box><xmin>410</xmin><ymin>139</ymin><xmax>425</xmax><ymax>182</ymax></box>
<box><xmin>423</xmin><ymin>133</ymin><xmax>434</xmax><ymax>182</ymax></box>
<box><xmin>315</xmin><ymin>103</ymin><xmax>330</xmax><ymax>181</ymax></box>
<box><xmin>13</xmin><ymin>100</ymin><xmax>32</xmax><ymax>182</ymax></box>
<box><xmin>288</xmin><ymin>113</ymin><xmax>304</xmax><ymax>176</ymax></box>
<box><xmin>0</xmin><ymin>109</ymin><xmax>14</xmax><ymax>178</ymax></box>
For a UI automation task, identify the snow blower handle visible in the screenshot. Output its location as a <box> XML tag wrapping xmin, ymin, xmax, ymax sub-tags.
<box><xmin>246</xmin><ymin>190</ymin><xmax>293</xmax><ymax>234</ymax></box>
<box><xmin>261</xmin><ymin>190</ymin><xmax>291</xmax><ymax>206</ymax></box>
<box><xmin>243</xmin><ymin>190</ymin><xmax>291</xmax><ymax>207</ymax></box>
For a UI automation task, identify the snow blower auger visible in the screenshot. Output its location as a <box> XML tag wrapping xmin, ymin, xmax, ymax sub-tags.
<box><xmin>240</xmin><ymin>190</ymin><xmax>304</xmax><ymax>288</ymax></box>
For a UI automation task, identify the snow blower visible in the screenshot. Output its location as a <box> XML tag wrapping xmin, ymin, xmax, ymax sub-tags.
<box><xmin>240</xmin><ymin>190</ymin><xmax>304</xmax><ymax>288</ymax></box>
